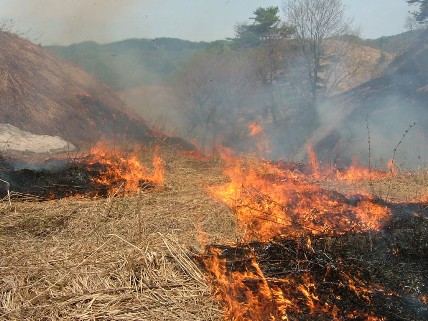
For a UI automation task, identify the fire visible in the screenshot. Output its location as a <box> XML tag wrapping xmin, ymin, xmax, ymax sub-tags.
<box><xmin>307</xmin><ymin>145</ymin><xmax>320</xmax><ymax>178</ymax></box>
<box><xmin>335</xmin><ymin>161</ymin><xmax>395</xmax><ymax>182</ymax></box>
<box><xmin>203</xmin><ymin>147</ymin><xmax>397</xmax><ymax>320</ymax></box>
<box><xmin>203</xmin><ymin>246</ymin><xmax>293</xmax><ymax>320</ymax></box>
<box><xmin>201</xmin><ymin>240</ymin><xmax>390</xmax><ymax>321</ymax></box>
<box><xmin>248</xmin><ymin>122</ymin><xmax>263</xmax><ymax>137</ymax></box>
<box><xmin>387</xmin><ymin>159</ymin><xmax>397</xmax><ymax>175</ymax></box>
<box><xmin>85</xmin><ymin>141</ymin><xmax>164</xmax><ymax>195</ymax></box>
<box><xmin>247</xmin><ymin>122</ymin><xmax>271</xmax><ymax>155</ymax></box>
<box><xmin>209</xmin><ymin>155</ymin><xmax>390</xmax><ymax>241</ymax></box>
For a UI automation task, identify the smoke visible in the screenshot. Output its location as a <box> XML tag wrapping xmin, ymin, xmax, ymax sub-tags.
<box><xmin>1</xmin><ymin>0</ymin><xmax>141</xmax><ymax>44</ymax></box>
<box><xmin>309</xmin><ymin>83</ymin><xmax>428</xmax><ymax>170</ymax></box>
<box><xmin>0</xmin><ymin>0</ymin><xmax>277</xmax><ymax>45</ymax></box>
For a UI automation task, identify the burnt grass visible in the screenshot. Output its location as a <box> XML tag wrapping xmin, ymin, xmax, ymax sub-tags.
<box><xmin>200</xmin><ymin>201</ymin><xmax>428</xmax><ymax>320</ymax></box>
<box><xmin>1</xmin><ymin>152</ymin><xmax>428</xmax><ymax>320</ymax></box>
<box><xmin>0</xmin><ymin>158</ymin><xmax>155</xmax><ymax>200</ymax></box>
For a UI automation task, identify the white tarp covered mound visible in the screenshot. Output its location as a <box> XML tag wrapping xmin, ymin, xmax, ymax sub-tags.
<box><xmin>0</xmin><ymin>123</ymin><xmax>76</xmax><ymax>155</ymax></box>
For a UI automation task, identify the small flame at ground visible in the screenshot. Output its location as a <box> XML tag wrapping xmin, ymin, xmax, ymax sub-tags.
<box><xmin>248</xmin><ymin>122</ymin><xmax>264</xmax><ymax>137</ymax></box>
<box><xmin>85</xmin><ymin>141</ymin><xmax>164</xmax><ymax>195</ymax></box>
<box><xmin>335</xmin><ymin>160</ymin><xmax>396</xmax><ymax>182</ymax></box>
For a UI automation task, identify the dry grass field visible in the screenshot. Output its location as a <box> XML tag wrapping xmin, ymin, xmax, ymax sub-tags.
<box><xmin>0</xmin><ymin>149</ymin><xmax>239</xmax><ymax>320</ymax></box>
<box><xmin>1</xmin><ymin>148</ymin><xmax>428</xmax><ymax>320</ymax></box>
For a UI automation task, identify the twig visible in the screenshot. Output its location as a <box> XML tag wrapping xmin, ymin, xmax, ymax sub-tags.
<box><xmin>366</xmin><ymin>114</ymin><xmax>375</xmax><ymax>195</ymax></box>
<box><xmin>0</xmin><ymin>178</ymin><xmax>11</xmax><ymax>207</ymax></box>
<box><xmin>104</xmin><ymin>182</ymin><xmax>125</xmax><ymax>217</ymax></box>
<box><xmin>386</xmin><ymin>122</ymin><xmax>416</xmax><ymax>199</ymax></box>
<box><xmin>136</xmin><ymin>188</ymin><xmax>142</xmax><ymax>244</ymax></box>
<box><xmin>390</xmin><ymin>122</ymin><xmax>416</xmax><ymax>173</ymax></box>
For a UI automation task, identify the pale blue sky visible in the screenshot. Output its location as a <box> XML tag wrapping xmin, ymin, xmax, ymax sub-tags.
<box><xmin>0</xmin><ymin>0</ymin><xmax>416</xmax><ymax>45</ymax></box>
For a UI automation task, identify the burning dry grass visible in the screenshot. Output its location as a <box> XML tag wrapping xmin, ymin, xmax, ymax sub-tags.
<box><xmin>0</xmin><ymin>149</ymin><xmax>237</xmax><ymax>320</ymax></box>
<box><xmin>202</xmin><ymin>155</ymin><xmax>428</xmax><ymax>320</ymax></box>
<box><xmin>0</xmin><ymin>148</ymin><xmax>427</xmax><ymax>320</ymax></box>
<box><xmin>322</xmin><ymin>168</ymin><xmax>428</xmax><ymax>203</ymax></box>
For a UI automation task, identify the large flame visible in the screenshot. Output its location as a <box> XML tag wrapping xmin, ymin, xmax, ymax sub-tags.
<box><xmin>203</xmin><ymin>131</ymin><xmax>396</xmax><ymax>320</ymax></box>
<box><xmin>202</xmin><ymin>240</ymin><xmax>388</xmax><ymax>321</ymax></box>
<box><xmin>209</xmin><ymin>154</ymin><xmax>390</xmax><ymax>242</ymax></box>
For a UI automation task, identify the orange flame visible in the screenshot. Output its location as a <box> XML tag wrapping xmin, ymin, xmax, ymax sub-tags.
<box><xmin>209</xmin><ymin>155</ymin><xmax>390</xmax><ymax>242</ymax></box>
<box><xmin>387</xmin><ymin>159</ymin><xmax>397</xmax><ymax>175</ymax></box>
<box><xmin>248</xmin><ymin>122</ymin><xmax>263</xmax><ymax>137</ymax></box>
<box><xmin>85</xmin><ymin>142</ymin><xmax>164</xmax><ymax>195</ymax></box>
<box><xmin>204</xmin><ymin>148</ymin><xmax>395</xmax><ymax>320</ymax></box>
<box><xmin>203</xmin><ymin>247</ymin><xmax>294</xmax><ymax>320</ymax></box>
<box><xmin>306</xmin><ymin>145</ymin><xmax>320</xmax><ymax>178</ymax></box>
<box><xmin>247</xmin><ymin>122</ymin><xmax>271</xmax><ymax>156</ymax></box>
<box><xmin>335</xmin><ymin>161</ymin><xmax>395</xmax><ymax>182</ymax></box>
<box><xmin>202</xmin><ymin>244</ymin><xmax>388</xmax><ymax>321</ymax></box>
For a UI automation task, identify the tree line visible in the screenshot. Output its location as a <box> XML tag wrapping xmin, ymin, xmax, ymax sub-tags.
<box><xmin>172</xmin><ymin>0</ymin><xmax>427</xmax><ymax>154</ymax></box>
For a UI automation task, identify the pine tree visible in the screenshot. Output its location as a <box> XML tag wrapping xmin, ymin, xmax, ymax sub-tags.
<box><xmin>408</xmin><ymin>0</ymin><xmax>428</xmax><ymax>23</ymax></box>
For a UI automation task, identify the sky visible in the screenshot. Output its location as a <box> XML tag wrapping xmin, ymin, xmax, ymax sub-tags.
<box><xmin>0</xmin><ymin>0</ymin><xmax>417</xmax><ymax>45</ymax></box>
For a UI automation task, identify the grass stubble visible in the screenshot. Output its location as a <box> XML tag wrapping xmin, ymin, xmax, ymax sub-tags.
<box><xmin>1</xmin><ymin>147</ymin><xmax>427</xmax><ymax>320</ymax></box>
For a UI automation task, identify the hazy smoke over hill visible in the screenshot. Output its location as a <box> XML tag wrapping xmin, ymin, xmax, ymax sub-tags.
<box><xmin>2</xmin><ymin>0</ymin><xmax>139</xmax><ymax>44</ymax></box>
<box><xmin>306</xmin><ymin>30</ymin><xmax>428</xmax><ymax>170</ymax></box>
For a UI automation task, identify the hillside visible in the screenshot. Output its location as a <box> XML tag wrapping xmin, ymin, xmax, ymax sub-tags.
<box><xmin>359</xmin><ymin>29</ymin><xmax>425</xmax><ymax>54</ymax></box>
<box><xmin>45</xmin><ymin>38</ymin><xmax>210</xmax><ymax>90</ymax></box>
<box><xmin>0</xmin><ymin>31</ymin><xmax>167</xmax><ymax>149</ymax></box>
<box><xmin>309</xmin><ymin>29</ymin><xmax>428</xmax><ymax>169</ymax></box>
<box><xmin>322</xmin><ymin>39</ymin><xmax>393</xmax><ymax>95</ymax></box>
<box><xmin>45</xmin><ymin>36</ymin><xmax>395</xmax><ymax>94</ymax></box>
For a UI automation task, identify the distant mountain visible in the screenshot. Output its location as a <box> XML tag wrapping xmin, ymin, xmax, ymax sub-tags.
<box><xmin>45</xmin><ymin>38</ymin><xmax>210</xmax><ymax>90</ymax></box>
<box><xmin>310</xmin><ymin>29</ymin><xmax>428</xmax><ymax>169</ymax></box>
<box><xmin>44</xmin><ymin>30</ymin><xmax>423</xmax><ymax>93</ymax></box>
<box><xmin>0</xmin><ymin>30</ymin><xmax>179</xmax><ymax>149</ymax></box>
<box><xmin>358</xmin><ymin>29</ymin><xmax>425</xmax><ymax>55</ymax></box>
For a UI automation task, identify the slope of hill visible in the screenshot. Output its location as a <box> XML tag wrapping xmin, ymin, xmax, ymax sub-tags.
<box><xmin>359</xmin><ymin>29</ymin><xmax>425</xmax><ymax>54</ymax></box>
<box><xmin>45</xmin><ymin>38</ymin><xmax>210</xmax><ymax>90</ymax></box>
<box><xmin>322</xmin><ymin>40</ymin><xmax>393</xmax><ymax>96</ymax></box>
<box><xmin>310</xmin><ymin>29</ymin><xmax>428</xmax><ymax>169</ymax></box>
<box><xmin>0</xmin><ymin>30</ymin><xmax>164</xmax><ymax>149</ymax></box>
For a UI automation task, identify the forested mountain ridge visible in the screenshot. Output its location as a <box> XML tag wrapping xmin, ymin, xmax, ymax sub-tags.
<box><xmin>44</xmin><ymin>30</ymin><xmax>421</xmax><ymax>93</ymax></box>
<box><xmin>358</xmin><ymin>29</ymin><xmax>425</xmax><ymax>54</ymax></box>
<box><xmin>45</xmin><ymin>38</ymin><xmax>211</xmax><ymax>90</ymax></box>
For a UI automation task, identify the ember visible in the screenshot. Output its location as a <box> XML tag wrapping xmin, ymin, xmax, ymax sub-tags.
<box><xmin>0</xmin><ymin>142</ymin><xmax>164</xmax><ymax>200</ymax></box>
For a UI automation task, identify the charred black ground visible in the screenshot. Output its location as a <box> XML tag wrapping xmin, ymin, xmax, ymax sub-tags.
<box><xmin>199</xmin><ymin>199</ymin><xmax>428</xmax><ymax>320</ymax></box>
<box><xmin>0</xmin><ymin>156</ymin><xmax>155</xmax><ymax>200</ymax></box>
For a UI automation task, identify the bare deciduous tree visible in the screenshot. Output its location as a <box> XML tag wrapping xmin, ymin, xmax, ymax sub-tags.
<box><xmin>404</xmin><ymin>14</ymin><xmax>427</xmax><ymax>31</ymax></box>
<box><xmin>282</xmin><ymin>0</ymin><xmax>354</xmax><ymax>102</ymax></box>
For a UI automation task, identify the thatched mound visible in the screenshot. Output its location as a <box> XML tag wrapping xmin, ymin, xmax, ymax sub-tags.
<box><xmin>0</xmin><ymin>31</ymin><xmax>158</xmax><ymax>148</ymax></box>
